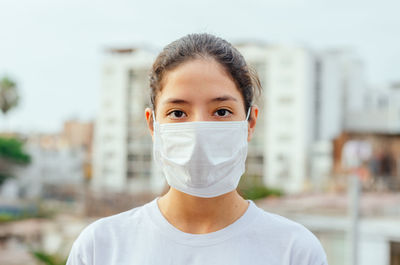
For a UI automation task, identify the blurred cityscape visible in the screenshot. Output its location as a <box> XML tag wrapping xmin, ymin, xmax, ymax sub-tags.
<box><xmin>0</xmin><ymin>41</ymin><xmax>399</xmax><ymax>265</ymax></box>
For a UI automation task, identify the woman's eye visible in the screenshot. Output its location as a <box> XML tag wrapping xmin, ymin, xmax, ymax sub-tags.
<box><xmin>215</xmin><ymin>109</ymin><xmax>232</xmax><ymax>117</ymax></box>
<box><xmin>167</xmin><ymin>110</ymin><xmax>186</xmax><ymax>119</ymax></box>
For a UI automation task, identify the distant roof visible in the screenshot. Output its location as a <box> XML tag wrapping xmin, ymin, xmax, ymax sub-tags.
<box><xmin>104</xmin><ymin>44</ymin><xmax>159</xmax><ymax>55</ymax></box>
<box><xmin>106</xmin><ymin>47</ymin><xmax>137</xmax><ymax>54</ymax></box>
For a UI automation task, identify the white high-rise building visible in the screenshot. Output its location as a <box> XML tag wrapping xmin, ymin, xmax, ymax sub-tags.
<box><xmin>264</xmin><ymin>46</ymin><xmax>316</xmax><ymax>193</ymax></box>
<box><xmin>237</xmin><ymin>43</ymin><xmax>316</xmax><ymax>193</ymax></box>
<box><xmin>92</xmin><ymin>47</ymin><xmax>164</xmax><ymax>194</ymax></box>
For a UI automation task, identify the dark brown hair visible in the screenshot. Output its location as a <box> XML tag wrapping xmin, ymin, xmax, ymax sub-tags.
<box><xmin>149</xmin><ymin>33</ymin><xmax>262</xmax><ymax>115</ymax></box>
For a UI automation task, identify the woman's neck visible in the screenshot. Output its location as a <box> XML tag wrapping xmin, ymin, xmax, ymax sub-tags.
<box><xmin>157</xmin><ymin>187</ymin><xmax>249</xmax><ymax>234</ymax></box>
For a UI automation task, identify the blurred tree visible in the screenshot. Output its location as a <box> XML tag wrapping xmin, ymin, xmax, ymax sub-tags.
<box><xmin>31</xmin><ymin>250</ymin><xmax>67</xmax><ymax>265</ymax></box>
<box><xmin>0</xmin><ymin>76</ymin><xmax>19</xmax><ymax>115</ymax></box>
<box><xmin>237</xmin><ymin>174</ymin><xmax>283</xmax><ymax>200</ymax></box>
<box><xmin>0</xmin><ymin>137</ymin><xmax>31</xmax><ymax>186</ymax></box>
<box><xmin>0</xmin><ymin>75</ymin><xmax>29</xmax><ymax>187</ymax></box>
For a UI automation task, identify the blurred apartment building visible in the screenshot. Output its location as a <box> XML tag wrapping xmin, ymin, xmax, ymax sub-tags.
<box><xmin>91</xmin><ymin>47</ymin><xmax>164</xmax><ymax>195</ymax></box>
<box><xmin>333</xmin><ymin>83</ymin><xmax>400</xmax><ymax>189</ymax></box>
<box><xmin>237</xmin><ymin>44</ymin><xmax>365</xmax><ymax>193</ymax></box>
<box><xmin>345</xmin><ymin>83</ymin><xmax>400</xmax><ymax>134</ymax></box>
<box><xmin>0</xmin><ymin>120</ymin><xmax>93</xmax><ymax>200</ymax></box>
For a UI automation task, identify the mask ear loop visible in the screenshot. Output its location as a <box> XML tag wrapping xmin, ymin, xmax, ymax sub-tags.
<box><xmin>152</xmin><ymin>110</ymin><xmax>156</xmax><ymax>123</ymax></box>
<box><xmin>246</xmin><ymin>106</ymin><xmax>252</xmax><ymax>121</ymax></box>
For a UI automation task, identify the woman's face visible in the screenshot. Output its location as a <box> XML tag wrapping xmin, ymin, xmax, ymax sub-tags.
<box><xmin>145</xmin><ymin>58</ymin><xmax>258</xmax><ymax>141</ymax></box>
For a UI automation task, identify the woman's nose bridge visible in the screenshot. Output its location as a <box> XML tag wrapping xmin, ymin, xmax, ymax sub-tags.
<box><xmin>192</xmin><ymin>108</ymin><xmax>209</xmax><ymax>121</ymax></box>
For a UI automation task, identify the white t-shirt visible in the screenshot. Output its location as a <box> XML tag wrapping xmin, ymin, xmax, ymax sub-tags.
<box><xmin>66</xmin><ymin>197</ymin><xmax>328</xmax><ymax>265</ymax></box>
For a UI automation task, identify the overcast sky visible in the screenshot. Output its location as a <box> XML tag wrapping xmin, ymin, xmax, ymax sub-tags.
<box><xmin>0</xmin><ymin>0</ymin><xmax>399</xmax><ymax>133</ymax></box>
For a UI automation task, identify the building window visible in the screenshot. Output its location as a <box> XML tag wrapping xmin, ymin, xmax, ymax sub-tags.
<box><xmin>276</xmin><ymin>154</ymin><xmax>290</xmax><ymax>179</ymax></box>
<box><xmin>105</xmin><ymin>152</ymin><xmax>114</xmax><ymax>159</ymax></box>
<box><xmin>278</xmin><ymin>96</ymin><xmax>294</xmax><ymax>105</ymax></box>
<box><xmin>103</xmin><ymin>100</ymin><xmax>112</xmax><ymax>108</ymax></box>
<box><xmin>106</xmin><ymin>117</ymin><xmax>116</xmax><ymax>125</ymax></box>
<box><xmin>127</xmin><ymin>171</ymin><xmax>136</xmax><ymax>179</ymax></box>
<box><xmin>128</xmin><ymin>69</ymin><xmax>135</xmax><ymax>79</ymax></box>
<box><xmin>364</xmin><ymin>94</ymin><xmax>371</xmax><ymax>108</ymax></box>
<box><xmin>277</xmin><ymin>134</ymin><xmax>292</xmax><ymax>141</ymax></box>
<box><xmin>279</xmin><ymin>76</ymin><xmax>293</xmax><ymax>87</ymax></box>
<box><xmin>103</xmin><ymin>134</ymin><xmax>113</xmax><ymax>142</ymax></box>
<box><xmin>127</xmin><ymin>154</ymin><xmax>138</xmax><ymax>161</ymax></box>
<box><xmin>280</xmin><ymin>56</ymin><xmax>293</xmax><ymax>67</ymax></box>
<box><xmin>276</xmin><ymin>154</ymin><xmax>285</xmax><ymax>162</ymax></box>
<box><xmin>102</xmin><ymin>167</ymin><xmax>112</xmax><ymax>175</ymax></box>
<box><xmin>378</xmin><ymin>96</ymin><xmax>388</xmax><ymax>109</ymax></box>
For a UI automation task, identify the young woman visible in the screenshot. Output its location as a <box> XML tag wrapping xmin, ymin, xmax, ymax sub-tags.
<box><xmin>67</xmin><ymin>33</ymin><xmax>328</xmax><ymax>265</ymax></box>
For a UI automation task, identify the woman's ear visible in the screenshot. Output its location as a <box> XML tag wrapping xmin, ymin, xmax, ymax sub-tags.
<box><xmin>247</xmin><ymin>105</ymin><xmax>259</xmax><ymax>142</ymax></box>
<box><xmin>145</xmin><ymin>107</ymin><xmax>154</xmax><ymax>140</ymax></box>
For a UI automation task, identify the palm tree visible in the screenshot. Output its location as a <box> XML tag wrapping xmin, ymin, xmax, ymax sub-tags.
<box><xmin>0</xmin><ymin>76</ymin><xmax>19</xmax><ymax>115</ymax></box>
<box><xmin>0</xmin><ymin>76</ymin><xmax>19</xmax><ymax>132</ymax></box>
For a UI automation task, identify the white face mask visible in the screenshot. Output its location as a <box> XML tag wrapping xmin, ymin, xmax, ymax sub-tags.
<box><xmin>153</xmin><ymin>108</ymin><xmax>250</xmax><ymax>198</ymax></box>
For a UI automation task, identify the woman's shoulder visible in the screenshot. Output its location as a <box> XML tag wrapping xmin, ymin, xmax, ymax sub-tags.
<box><xmin>252</xmin><ymin>202</ymin><xmax>316</xmax><ymax>236</ymax></box>
<box><xmin>86</xmin><ymin>200</ymin><xmax>151</xmax><ymax>234</ymax></box>
<box><xmin>250</xmin><ymin>202</ymin><xmax>328</xmax><ymax>264</ymax></box>
<box><xmin>73</xmin><ymin>200</ymin><xmax>152</xmax><ymax>245</ymax></box>
<box><xmin>67</xmin><ymin>200</ymin><xmax>153</xmax><ymax>264</ymax></box>
<box><xmin>66</xmin><ymin>202</ymin><xmax>149</xmax><ymax>265</ymax></box>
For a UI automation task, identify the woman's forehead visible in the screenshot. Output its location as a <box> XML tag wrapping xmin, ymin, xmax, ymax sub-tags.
<box><xmin>158</xmin><ymin>59</ymin><xmax>244</xmax><ymax>105</ymax></box>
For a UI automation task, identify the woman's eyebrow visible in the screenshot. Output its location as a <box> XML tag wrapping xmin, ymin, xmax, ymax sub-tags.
<box><xmin>210</xmin><ymin>95</ymin><xmax>238</xmax><ymax>103</ymax></box>
<box><xmin>163</xmin><ymin>98</ymin><xmax>190</xmax><ymax>105</ymax></box>
<box><xmin>162</xmin><ymin>96</ymin><xmax>237</xmax><ymax>105</ymax></box>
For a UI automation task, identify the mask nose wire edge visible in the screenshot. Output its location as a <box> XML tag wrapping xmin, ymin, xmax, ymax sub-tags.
<box><xmin>246</xmin><ymin>106</ymin><xmax>252</xmax><ymax>121</ymax></box>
